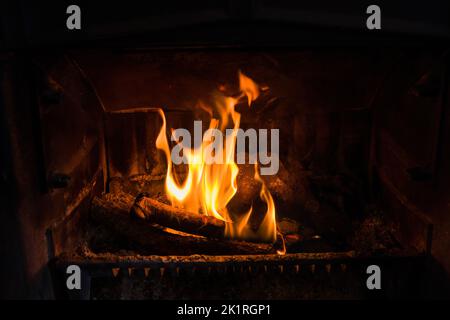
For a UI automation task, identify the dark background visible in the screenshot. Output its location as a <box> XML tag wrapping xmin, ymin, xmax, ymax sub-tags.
<box><xmin>1</xmin><ymin>0</ymin><xmax>450</xmax><ymax>299</ymax></box>
<box><xmin>1</xmin><ymin>0</ymin><xmax>449</xmax><ymax>50</ymax></box>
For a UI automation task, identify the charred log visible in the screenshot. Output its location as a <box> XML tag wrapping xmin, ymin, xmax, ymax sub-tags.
<box><xmin>132</xmin><ymin>193</ymin><xmax>225</xmax><ymax>240</ymax></box>
<box><xmin>90</xmin><ymin>192</ymin><xmax>274</xmax><ymax>255</ymax></box>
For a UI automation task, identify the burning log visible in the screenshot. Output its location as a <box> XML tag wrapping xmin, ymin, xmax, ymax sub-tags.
<box><xmin>90</xmin><ymin>191</ymin><xmax>274</xmax><ymax>255</ymax></box>
<box><xmin>132</xmin><ymin>193</ymin><xmax>225</xmax><ymax>240</ymax></box>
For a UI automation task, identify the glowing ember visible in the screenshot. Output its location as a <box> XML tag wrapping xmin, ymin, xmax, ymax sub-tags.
<box><xmin>155</xmin><ymin>71</ymin><xmax>277</xmax><ymax>243</ymax></box>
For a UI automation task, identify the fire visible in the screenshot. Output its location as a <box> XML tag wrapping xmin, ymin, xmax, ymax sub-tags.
<box><xmin>155</xmin><ymin>71</ymin><xmax>277</xmax><ymax>243</ymax></box>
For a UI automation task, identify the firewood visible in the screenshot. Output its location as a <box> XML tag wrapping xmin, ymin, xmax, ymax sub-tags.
<box><xmin>90</xmin><ymin>192</ymin><xmax>274</xmax><ymax>255</ymax></box>
<box><xmin>132</xmin><ymin>194</ymin><xmax>225</xmax><ymax>240</ymax></box>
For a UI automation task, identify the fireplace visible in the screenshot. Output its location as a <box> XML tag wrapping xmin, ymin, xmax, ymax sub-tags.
<box><xmin>2</xmin><ymin>47</ymin><xmax>449</xmax><ymax>299</ymax></box>
<box><xmin>1</xmin><ymin>2</ymin><xmax>450</xmax><ymax>300</ymax></box>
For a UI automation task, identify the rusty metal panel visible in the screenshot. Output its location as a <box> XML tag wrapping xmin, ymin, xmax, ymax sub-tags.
<box><xmin>35</xmin><ymin>56</ymin><xmax>104</xmax><ymax>219</ymax></box>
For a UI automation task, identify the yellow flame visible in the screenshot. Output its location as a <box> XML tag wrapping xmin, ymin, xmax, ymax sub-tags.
<box><xmin>254</xmin><ymin>164</ymin><xmax>277</xmax><ymax>242</ymax></box>
<box><xmin>155</xmin><ymin>71</ymin><xmax>276</xmax><ymax>243</ymax></box>
<box><xmin>239</xmin><ymin>70</ymin><xmax>260</xmax><ymax>106</ymax></box>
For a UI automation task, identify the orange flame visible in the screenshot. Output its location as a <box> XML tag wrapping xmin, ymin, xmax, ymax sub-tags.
<box><xmin>155</xmin><ymin>71</ymin><xmax>277</xmax><ymax>243</ymax></box>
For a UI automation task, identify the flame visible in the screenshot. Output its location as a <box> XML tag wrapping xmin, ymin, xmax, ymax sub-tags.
<box><xmin>239</xmin><ymin>70</ymin><xmax>260</xmax><ymax>106</ymax></box>
<box><xmin>155</xmin><ymin>71</ymin><xmax>277</xmax><ymax>243</ymax></box>
<box><xmin>254</xmin><ymin>164</ymin><xmax>277</xmax><ymax>242</ymax></box>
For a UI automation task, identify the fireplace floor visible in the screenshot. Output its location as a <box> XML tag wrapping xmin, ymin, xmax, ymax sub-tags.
<box><xmin>52</xmin><ymin>240</ymin><xmax>424</xmax><ymax>299</ymax></box>
<box><xmin>50</xmin><ymin>173</ymin><xmax>426</xmax><ymax>299</ymax></box>
<box><xmin>84</xmin><ymin>173</ymin><xmax>407</xmax><ymax>257</ymax></box>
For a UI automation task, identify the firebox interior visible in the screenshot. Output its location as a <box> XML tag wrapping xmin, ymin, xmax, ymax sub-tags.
<box><xmin>3</xmin><ymin>47</ymin><xmax>448</xmax><ymax>299</ymax></box>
